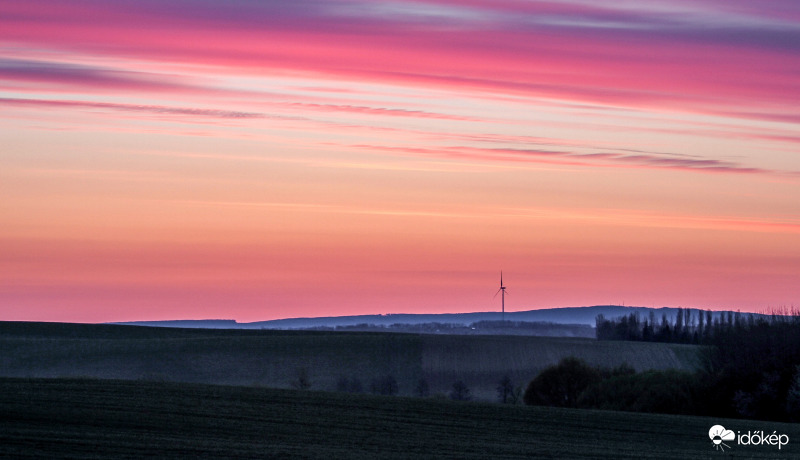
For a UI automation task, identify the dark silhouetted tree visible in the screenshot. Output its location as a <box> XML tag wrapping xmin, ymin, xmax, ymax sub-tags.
<box><xmin>497</xmin><ymin>375</ymin><xmax>515</xmax><ymax>404</ymax></box>
<box><xmin>292</xmin><ymin>367</ymin><xmax>311</xmax><ymax>390</ymax></box>
<box><xmin>595</xmin><ymin>314</ymin><xmax>614</xmax><ymax>340</ymax></box>
<box><xmin>450</xmin><ymin>380</ymin><xmax>471</xmax><ymax>401</ymax></box>
<box><xmin>786</xmin><ymin>365</ymin><xmax>800</xmax><ymax>421</ymax></box>
<box><xmin>336</xmin><ymin>376</ymin><xmax>363</xmax><ymax>393</ymax></box>
<box><xmin>697</xmin><ymin>309</ymin><xmax>705</xmax><ymax>341</ymax></box>
<box><xmin>524</xmin><ymin>357</ymin><xmax>601</xmax><ymax>408</ymax></box>
<box><xmin>578</xmin><ymin>369</ymin><xmax>699</xmax><ymax>415</ymax></box>
<box><xmin>370</xmin><ymin>375</ymin><xmax>398</xmax><ymax>396</ymax></box>
<box><xmin>414</xmin><ymin>378</ymin><xmax>429</xmax><ymax>397</ymax></box>
<box><xmin>641</xmin><ymin>319</ymin><xmax>653</xmax><ymax>342</ymax></box>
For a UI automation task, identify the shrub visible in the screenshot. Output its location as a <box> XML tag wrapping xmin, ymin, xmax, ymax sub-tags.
<box><xmin>370</xmin><ymin>375</ymin><xmax>398</xmax><ymax>396</ymax></box>
<box><xmin>450</xmin><ymin>381</ymin><xmax>471</xmax><ymax>401</ymax></box>
<box><xmin>336</xmin><ymin>376</ymin><xmax>364</xmax><ymax>393</ymax></box>
<box><xmin>523</xmin><ymin>357</ymin><xmax>601</xmax><ymax>408</ymax></box>
<box><xmin>578</xmin><ymin>370</ymin><xmax>700</xmax><ymax>415</ymax></box>
<box><xmin>291</xmin><ymin>368</ymin><xmax>311</xmax><ymax>390</ymax></box>
<box><xmin>497</xmin><ymin>375</ymin><xmax>514</xmax><ymax>404</ymax></box>
<box><xmin>414</xmin><ymin>378</ymin><xmax>430</xmax><ymax>398</ymax></box>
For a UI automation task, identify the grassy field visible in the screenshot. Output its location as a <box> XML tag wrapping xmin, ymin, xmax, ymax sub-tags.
<box><xmin>2</xmin><ymin>378</ymin><xmax>797</xmax><ymax>459</ymax></box>
<box><xmin>0</xmin><ymin>321</ymin><xmax>698</xmax><ymax>401</ymax></box>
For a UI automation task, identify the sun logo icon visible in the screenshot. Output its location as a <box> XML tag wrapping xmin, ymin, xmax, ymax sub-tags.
<box><xmin>709</xmin><ymin>425</ymin><xmax>735</xmax><ymax>452</ymax></box>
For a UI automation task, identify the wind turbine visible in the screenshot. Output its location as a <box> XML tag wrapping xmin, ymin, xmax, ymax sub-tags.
<box><xmin>494</xmin><ymin>271</ymin><xmax>507</xmax><ymax>322</ymax></box>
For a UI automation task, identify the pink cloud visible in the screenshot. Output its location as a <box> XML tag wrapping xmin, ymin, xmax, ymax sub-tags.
<box><xmin>281</xmin><ymin>102</ymin><xmax>474</xmax><ymax>121</ymax></box>
<box><xmin>3</xmin><ymin>0</ymin><xmax>799</xmax><ymax>323</ymax></box>
<box><xmin>0</xmin><ymin>58</ymin><xmax>204</xmax><ymax>93</ymax></box>
<box><xmin>0</xmin><ymin>96</ymin><xmax>472</xmax><ymax>129</ymax></box>
<box><xmin>2</xmin><ymin>0</ymin><xmax>798</xmax><ymax>122</ymax></box>
<box><xmin>0</xmin><ymin>97</ymin><xmax>264</xmax><ymax>119</ymax></box>
<box><xmin>352</xmin><ymin>143</ymin><xmax>783</xmax><ymax>176</ymax></box>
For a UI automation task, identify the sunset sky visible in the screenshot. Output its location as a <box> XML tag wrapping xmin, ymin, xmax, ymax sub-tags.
<box><xmin>2</xmin><ymin>0</ymin><xmax>799</xmax><ymax>323</ymax></box>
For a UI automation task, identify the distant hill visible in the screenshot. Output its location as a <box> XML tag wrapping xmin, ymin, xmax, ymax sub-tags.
<box><xmin>114</xmin><ymin>319</ymin><xmax>240</xmax><ymax>329</ymax></box>
<box><xmin>113</xmin><ymin>305</ymin><xmax>758</xmax><ymax>330</ymax></box>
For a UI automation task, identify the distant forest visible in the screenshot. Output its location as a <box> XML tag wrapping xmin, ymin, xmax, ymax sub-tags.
<box><xmin>596</xmin><ymin>307</ymin><xmax>767</xmax><ymax>344</ymax></box>
<box><xmin>305</xmin><ymin>320</ymin><xmax>594</xmax><ymax>337</ymax></box>
<box><xmin>585</xmin><ymin>308</ymin><xmax>800</xmax><ymax>421</ymax></box>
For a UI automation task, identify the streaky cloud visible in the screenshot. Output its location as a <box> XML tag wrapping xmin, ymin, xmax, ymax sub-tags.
<box><xmin>2</xmin><ymin>0</ymin><xmax>798</xmax><ymax>122</ymax></box>
<box><xmin>352</xmin><ymin>143</ymin><xmax>787</xmax><ymax>177</ymax></box>
<box><xmin>283</xmin><ymin>102</ymin><xmax>475</xmax><ymax>121</ymax></box>
<box><xmin>0</xmin><ymin>58</ymin><xmax>202</xmax><ymax>93</ymax></box>
<box><xmin>0</xmin><ymin>97</ymin><xmax>266</xmax><ymax>119</ymax></box>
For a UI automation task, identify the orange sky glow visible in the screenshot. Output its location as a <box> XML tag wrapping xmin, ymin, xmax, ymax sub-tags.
<box><xmin>1</xmin><ymin>0</ymin><xmax>799</xmax><ymax>322</ymax></box>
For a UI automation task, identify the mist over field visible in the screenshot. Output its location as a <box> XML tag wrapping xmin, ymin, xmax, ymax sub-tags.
<box><xmin>0</xmin><ymin>319</ymin><xmax>696</xmax><ymax>401</ymax></box>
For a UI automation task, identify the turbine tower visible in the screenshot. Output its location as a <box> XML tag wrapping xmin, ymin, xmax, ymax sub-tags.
<box><xmin>495</xmin><ymin>271</ymin><xmax>507</xmax><ymax>322</ymax></box>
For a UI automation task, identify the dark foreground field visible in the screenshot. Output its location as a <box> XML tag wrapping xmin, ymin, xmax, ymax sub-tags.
<box><xmin>2</xmin><ymin>378</ymin><xmax>797</xmax><ymax>459</ymax></box>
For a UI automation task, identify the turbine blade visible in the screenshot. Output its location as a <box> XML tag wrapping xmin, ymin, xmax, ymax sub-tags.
<box><xmin>493</xmin><ymin>288</ymin><xmax>502</xmax><ymax>298</ymax></box>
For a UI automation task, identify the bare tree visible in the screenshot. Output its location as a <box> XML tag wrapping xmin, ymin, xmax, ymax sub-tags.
<box><xmin>414</xmin><ymin>378</ymin><xmax>430</xmax><ymax>397</ymax></box>
<box><xmin>497</xmin><ymin>375</ymin><xmax>514</xmax><ymax>404</ymax></box>
<box><xmin>370</xmin><ymin>375</ymin><xmax>398</xmax><ymax>396</ymax></box>
<box><xmin>450</xmin><ymin>380</ymin><xmax>471</xmax><ymax>401</ymax></box>
<box><xmin>292</xmin><ymin>367</ymin><xmax>311</xmax><ymax>390</ymax></box>
<box><xmin>336</xmin><ymin>376</ymin><xmax>363</xmax><ymax>393</ymax></box>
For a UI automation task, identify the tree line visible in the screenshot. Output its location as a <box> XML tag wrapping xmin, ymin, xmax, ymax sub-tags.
<box><xmin>294</xmin><ymin>368</ymin><xmax>522</xmax><ymax>404</ymax></box>
<box><xmin>306</xmin><ymin>320</ymin><xmax>593</xmax><ymax>337</ymax></box>
<box><xmin>549</xmin><ymin>308</ymin><xmax>800</xmax><ymax>421</ymax></box>
<box><xmin>523</xmin><ymin>357</ymin><xmax>702</xmax><ymax>415</ymax></box>
<box><xmin>594</xmin><ymin>307</ymin><xmax>767</xmax><ymax>344</ymax></box>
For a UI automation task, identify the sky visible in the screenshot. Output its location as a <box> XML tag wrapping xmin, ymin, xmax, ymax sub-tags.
<box><xmin>1</xmin><ymin>0</ymin><xmax>799</xmax><ymax>323</ymax></box>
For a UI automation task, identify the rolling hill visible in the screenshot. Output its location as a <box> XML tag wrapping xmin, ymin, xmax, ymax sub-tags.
<box><xmin>113</xmin><ymin>305</ymin><xmax>759</xmax><ymax>330</ymax></box>
<box><xmin>0</xmin><ymin>321</ymin><xmax>699</xmax><ymax>401</ymax></box>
